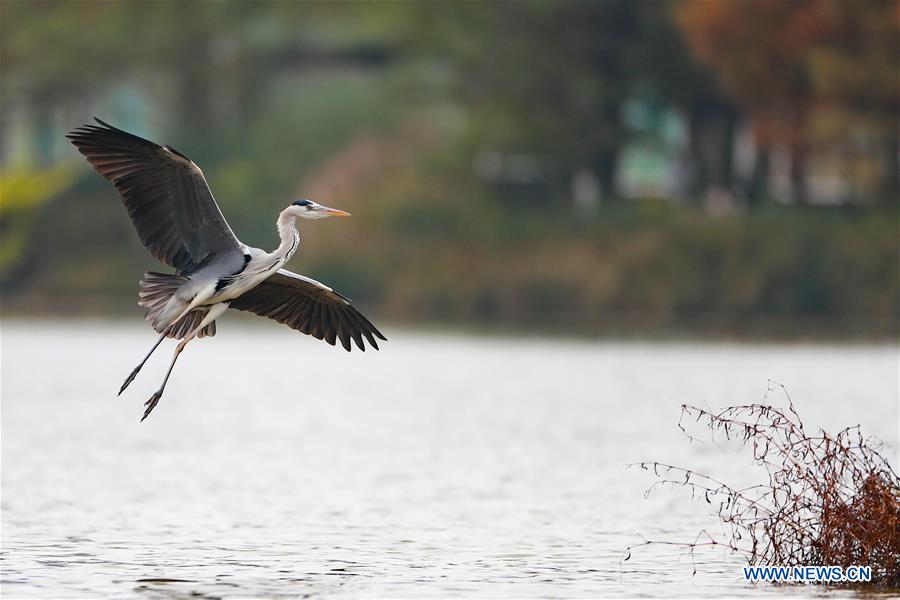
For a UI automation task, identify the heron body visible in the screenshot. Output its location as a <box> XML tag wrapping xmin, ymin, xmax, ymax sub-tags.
<box><xmin>67</xmin><ymin>119</ymin><xmax>386</xmax><ymax>421</ymax></box>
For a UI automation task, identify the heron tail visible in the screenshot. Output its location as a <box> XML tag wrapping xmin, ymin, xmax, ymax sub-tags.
<box><xmin>138</xmin><ymin>272</ymin><xmax>217</xmax><ymax>339</ymax></box>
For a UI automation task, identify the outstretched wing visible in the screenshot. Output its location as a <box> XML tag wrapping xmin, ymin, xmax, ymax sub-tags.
<box><xmin>67</xmin><ymin>118</ymin><xmax>244</xmax><ymax>274</ymax></box>
<box><xmin>230</xmin><ymin>269</ymin><xmax>387</xmax><ymax>351</ymax></box>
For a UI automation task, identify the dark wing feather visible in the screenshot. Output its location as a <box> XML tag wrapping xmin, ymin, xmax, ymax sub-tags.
<box><xmin>230</xmin><ymin>269</ymin><xmax>387</xmax><ymax>352</ymax></box>
<box><xmin>67</xmin><ymin>118</ymin><xmax>243</xmax><ymax>274</ymax></box>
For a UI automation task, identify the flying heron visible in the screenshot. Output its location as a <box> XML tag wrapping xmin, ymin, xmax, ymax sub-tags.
<box><xmin>67</xmin><ymin>118</ymin><xmax>386</xmax><ymax>421</ymax></box>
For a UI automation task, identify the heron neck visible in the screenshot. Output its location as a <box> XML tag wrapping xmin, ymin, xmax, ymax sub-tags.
<box><xmin>272</xmin><ymin>210</ymin><xmax>300</xmax><ymax>264</ymax></box>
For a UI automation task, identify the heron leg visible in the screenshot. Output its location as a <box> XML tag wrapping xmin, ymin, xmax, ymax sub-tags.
<box><xmin>118</xmin><ymin>332</ymin><xmax>167</xmax><ymax>396</ymax></box>
<box><xmin>141</xmin><ymin>303</ymin><xmax>228</xmax><ymax>422</ymax></box>
<box><xmin>119</xmin><ymin>304</ymin><xmax>199</xmax><ymax>396</ymax></box>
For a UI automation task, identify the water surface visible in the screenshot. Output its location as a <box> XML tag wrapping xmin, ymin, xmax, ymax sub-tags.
<box><xmin>2</xmin><ymin>321</ymin><xmax>897</xmax><ymax>597</ymax></box>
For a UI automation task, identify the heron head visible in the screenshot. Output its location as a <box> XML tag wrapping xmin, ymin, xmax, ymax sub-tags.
<box><xmin>288</xmin><ymin>199</ymin><xmax>351</xmax><ymax>220</ymax></box>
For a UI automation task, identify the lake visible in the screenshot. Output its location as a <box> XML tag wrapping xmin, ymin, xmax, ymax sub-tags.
<box><xmin>1</xmin><ymin>320</ymin><xmax>897</xmax><ymax>598</ymax></box>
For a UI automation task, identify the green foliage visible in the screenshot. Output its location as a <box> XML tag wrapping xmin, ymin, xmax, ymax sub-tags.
<box><xmin>0</xmin><ymin>165</ymin><xmax>78</xmax><ymax>274</ymax></box>
<box><xmin>1</xmin><ymin>1</ymin><xmax>896</xmax><ymax>338</ymax></box>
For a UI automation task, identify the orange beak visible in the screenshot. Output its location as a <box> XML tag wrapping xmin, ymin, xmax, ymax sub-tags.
<box><xmin>324</xmin><ymin>207</ymin><xmax>351</xmax><ymax>217</ymax></box>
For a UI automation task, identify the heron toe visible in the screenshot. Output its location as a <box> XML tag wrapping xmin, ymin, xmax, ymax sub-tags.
<box><xmin>141</xmin><ymin>391</ymin><xmax>163</xmax><ymax>422</ymax></box>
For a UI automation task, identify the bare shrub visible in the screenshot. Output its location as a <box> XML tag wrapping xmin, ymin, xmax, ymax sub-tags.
<box><xmin>626</xmin><ymin>381</ymin><xmax>900</xmax><ymax>586</ymax></box>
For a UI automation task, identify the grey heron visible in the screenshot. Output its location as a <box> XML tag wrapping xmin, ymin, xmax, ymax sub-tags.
<box><xmin>67</xmin><ymin>118</ymin><xmax>386</xmax><ymax>421</ymax></box>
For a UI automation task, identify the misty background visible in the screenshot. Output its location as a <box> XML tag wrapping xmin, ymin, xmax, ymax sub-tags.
<box><xmin>2</xmin><ymin>0</ymin><xmax>897</xmax><ymax>339</ymax></box>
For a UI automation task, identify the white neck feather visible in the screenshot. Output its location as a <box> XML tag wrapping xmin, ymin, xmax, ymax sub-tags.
<box><xmin>269</xmin><ymin>209</ymin><xmax>300</xmax><ymax>265</ymax></box>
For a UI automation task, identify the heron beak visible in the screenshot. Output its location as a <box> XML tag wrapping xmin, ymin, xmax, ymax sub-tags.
<box><xmin>322</xmin><ymin>206</ymin><xmax>351</xmax><ymax>217</ymax></box>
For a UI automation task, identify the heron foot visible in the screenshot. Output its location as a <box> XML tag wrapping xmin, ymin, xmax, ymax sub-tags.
<box><xmin>141</xmin><ymin>391</ymin><xmax>163</xmax><ymax>422</ymax></box>
<box><xmin>118</xmin><ymin>366</ymin><xmax>141</xmax><ymax>396</ymax></box>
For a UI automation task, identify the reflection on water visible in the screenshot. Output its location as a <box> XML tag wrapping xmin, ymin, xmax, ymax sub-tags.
<box><xmin>1</xmin><ymin>320</ymin><xmax>897</xmax><ymax>597</ymax></box>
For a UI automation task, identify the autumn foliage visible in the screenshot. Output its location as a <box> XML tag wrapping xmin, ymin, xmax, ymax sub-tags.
<box><xmin>675</xmin><ymin>0</ymin><xmax>899</xmax><ymax>202</ymax></box>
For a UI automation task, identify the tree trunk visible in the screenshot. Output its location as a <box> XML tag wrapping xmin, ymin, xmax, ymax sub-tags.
<box><xmin>788</xmin><ymin>103</ymin><xmax>811</xmax><ymax>205</ymax></box>
<box><xmin>884</xmin><ymin>134</ymin><xmax>899</xmax><ymax>204</ymax></box>
<box><xmin>790</xmin><ymin>141</ymin><xmax>809</xmax><ymax>205</ymax></box>
<box><xmin>718</xmin><ymin>106</ymin><xmax>738</xmax><ymax>190</ymax></box>
<box><xmin>747</xmin><ymin>144</ymin><xmax>771</xmax><ymax>209</ymax></box>
<box><xmin>686</xmin><ymin>103</ymin><xmax>738</xmax><ymax>206</ymax></box>
<box><xmin>594</xmin><ymin>149</ymin><xmax>619</xmax><ymax>203</ymax></box>
<box><xmin>686</xmin><ymin>108</ymin><xmax>708</xmax><ymax>202</ymax></box>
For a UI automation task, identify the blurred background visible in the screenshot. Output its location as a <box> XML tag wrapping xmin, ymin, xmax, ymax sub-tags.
<box><xmin>2</xmin><ymin>3</ymin><xmax>899</xmax><ymax>597</ymax></box>
<box><xmin>1</xmin><ymin>0</ymin><xmax>897</xmax><ymax>339</ymax></box>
